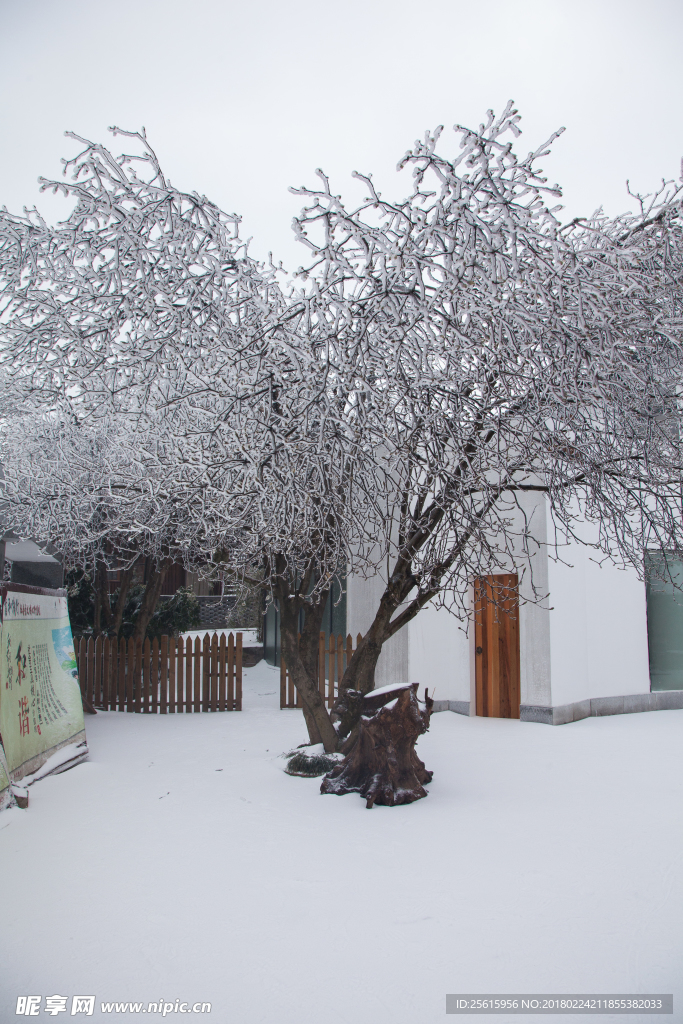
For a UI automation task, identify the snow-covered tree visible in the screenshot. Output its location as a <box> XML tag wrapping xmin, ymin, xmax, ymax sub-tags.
<box><xmin>283</xmin><ymin>103</ymin><xmax>683</xmax><ymax>744</ymax></box>
<box><xmin>3</xmin><ymin>107</ymin><xmax>683</xmax><ymax>761</ymax></box>
<box><xmin>0</xmin><ymin>128</ymin><xmax>295</xmax><ymax>638</ymax></box>
<box><xmin>145</xmin><ymin>105</ymin><xmax>683</xmax><ymax>752</ymax></box>
<box><xmin>1</xmin><ymin>404</ymin><xmax>187</xmax><ymax>638</ymax></box>
<box><xmin>0</xmin><ymin>128</ymin><xmax>278</xmax><ymax>409</ymax></box>
<box><xmin>0</xmin><ymin>129</ymin><xmax>384</xmax><ymax>748</ymax></box>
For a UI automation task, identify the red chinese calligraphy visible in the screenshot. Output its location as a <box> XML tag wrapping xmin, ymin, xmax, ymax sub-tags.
<box><xmin>16</xmin><ymin>643</ymin><xmax>26</xmax><ymax>686</ymax></box>
<box><xmin>18</xmin><ymin>695</ymin><xmax>29</xmax><ymax>737</ymax></box>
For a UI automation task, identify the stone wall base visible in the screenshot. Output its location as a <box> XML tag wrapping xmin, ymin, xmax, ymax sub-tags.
<box><xmin>520</xmin><ymin>690</ymin><xmax>683</xmax><ymax>725</ymax></box>
<box><xmin>432</xmin><ymin>699</ymin><xmax>470</xmax><ymax>715</ymax></box>
<box><xmin>430</xmin><ymin>691</ymin><xmax>683</xmax><ymax>724</ymax></box>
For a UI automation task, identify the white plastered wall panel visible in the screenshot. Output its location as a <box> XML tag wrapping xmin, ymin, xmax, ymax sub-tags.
<box><xmin>345</xmin><ymin>569</ymin><xmax>409</xmax><ymax>688</ymax></box>
<box><xmin>347</xmin><ymin>571</ymin><xmax>469</xmax><ymax>695</ymax></box>
<box><xmin>517</xmin><ymin>493</ymin><xmax>552</xmax><ymax>709</ymax></box>
<box><xmin>408</xmin><ymin>603</ymin><xmax>470</xmax><ymax>703</ymax></box>
<box><xmin>546</xmin><ymin>511</ymin><xmax>650</xmax><ymax>706</ymax></box>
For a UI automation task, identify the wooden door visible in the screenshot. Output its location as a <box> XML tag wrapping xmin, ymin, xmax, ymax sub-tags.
<box><xmin>474</xmin><ymin>574</ymin><xmax>520</xmax><ymax>719</ymax></box>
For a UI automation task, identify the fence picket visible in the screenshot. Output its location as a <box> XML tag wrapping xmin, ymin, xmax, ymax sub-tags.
<box><xmin>133</xmin><ymin>639</ymin><xmax>141</xmax><ymax>713</ymax></box>
<box><xmin>167</xmin><ymin>637</ymin><xmax>175</xmax><ymax>714</ymax></box>
<box><xmin>94</xmin><ymin>636</ymin><xmax>102</xmax><ymax>709</ymax></box>
<box><xmin>235</xmin><ymin>632</ymin><xmax>243</xmax><ymax>711</ymax></box>
<box><xmin>186</xmin><ymin>637</ymin><xmax>193</xmax><ymax>712</ymax></box>
<box><xmin>126</xmin><ymin>638</ymin><xmax>134</xmax><ymax>712</ymax></box>
<box><xmin>318</xmin><ymin>632</ymin><xmax>325</xmax><ymax>700</ymax></box>
<box><xmin>286</xmin><ymin>642</ymin><xmax>294</xmax><ymax>708</ymax></box>
<box><xmin>210</xmin><ymin>633</ymin><xmax>218</xmax><ymax>712</ymax></box>
<box><xmin>193</xmin><ymin>636</ymin><xmax>201</xmax><ymax>713</ymax></box>
<box><xmin>86</xmin><ymin>638</ymin><xmax>95</xmax><ymax>708</ymax></box>
<box><xmin>78</xmin><ymin>637</ymin><xmax>87</xmax><ymax>702</ymax></box>
<box><xmin>280</xmin><ymin>656</ymin><xmax>286</xmax><ymax>710</ymax></box>
<box><xmin>103</xmin><ymin>637</ymin><xmax>111</xmax><ymax>710</ymax></box>
<box><xmin>151</xmin><ymin>638</ymin><xmax>160</xmax><ymax>713</ymax></box>
<box><xmin>160</xmin><ymin>636</ymin><xmax>168</xmax><ymax>714</ymax></box>
<box><xmin>328</xmin><ymin>633</ymin><xmax>336</xmax><ymax>709</ymax></box>
<box><xmin>129</xmin><ymin>639</ymin><xmax>135</xmax><ymax>712</ymax></box>
<box><xmin>110</xmin><ymin>638</ymin><xmax>116</xmax><ymax>708</ymax></box>
<box><xmin>176</xmin><ymin>637</ymin><xmax>183</xmax><ymax>713</ymax></box>
<box><xmin>218</xmin><ymin>634</ymin><xmax>227</xmax><ymax>712</ymax></box>
<box><xmin>336</xmin><ymin>634</ymin><xmax>344</xmax><ymax>704</ymax></box>
<box><xmin>201</xmin><ymin>633</ymin><xmax>210</xmax><ymax>712</ymax></box>
<box><xmin>103</xmin><ymin>637</ymin><xmax>110</xmax><ymax>710</ymax></box>
<box><xmin>142</xmin><ymin>638</ymin><xmax>150</xmax><ymax>713</ymax></box>
<box><xmin>118</xmin><ymin>637</ymin><xmax>125</xmax><ymax>711</ymax></box>
<box><xmin>227</xmin><ymin>632</ymin><xmax>234</xmax><ymax>711</ymax></box>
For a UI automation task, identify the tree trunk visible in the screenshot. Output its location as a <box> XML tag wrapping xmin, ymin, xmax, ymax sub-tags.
<box><xmin>331</xmin><ymin>633</ymin><xmax>384</xmax><ymax>740</ymax></box>
<box><xmin>321</xmin><ymin>683</ymin><xmax>433</xmax><ymax>807</ymax></box>
<box><xmin>93</xmin><ymin>568</ymin><xmax>103</xmax><ymax>636</ymax></box>
<box><xmin>332</xmin><ymin>563</ymin><xmax>418</xmax><ymax>739</ymax></box>
<box><xmin>278</xmin><ymin>595</ymin><xmax>339</xmax><ymax>753</ymax></box>
<box><xmin>284</xmin><ymin>654</ymin><xmax>337</xmax><ymax>750</ymax></box>
<box><xmin>81</xmin><ymin>691</ymin><xmax>97</xmax><ymax>715</ymax></box>
<box><xmin>301</xmin><ymin>703</ymin><xmax>323</xmax><ymax>746</ymax></box>
<box><xmin>342</xmin><ymin>630</ymin><xmax>384</xmax><ymax>695</ymax></box>
<box><xmin>97</xmin><ymin>562</ymin><xmax>113</xmax><ymax>635</ymax></box>
<box><xmin>132</xmin><ymin>559</ymin><xmax>169</xmax><ymax>640</ymax></box>
<box><xmin>272</xmin><ymin>557</ymin><xmax>422</xmax><ymax>754</ymax></box>
<box><xmin>110</xmin><ymin>564</ymin><xmax>135</xmax><ymax>638</ymax></box>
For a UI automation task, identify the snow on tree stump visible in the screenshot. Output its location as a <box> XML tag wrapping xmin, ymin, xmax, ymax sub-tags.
<box><xmin>321</xmin><ymin>682</ymin><xmax>433</xmax><ymax>808</ymax></box>
<box><xmin>11</xmin><ymin>785</ymin><xmax>28</xmax><ymax>809</ymax></box>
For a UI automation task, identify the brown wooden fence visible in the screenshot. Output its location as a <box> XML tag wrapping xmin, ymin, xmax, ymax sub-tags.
<box><xmin>280</xmin><ymin>632</ymin><xmax>361</xmax><ymax>709</ymax></box>
<box><xmin>75</xmin><ymin>632</ymin><xmax>243</xmax><ymax>713</ymax></box>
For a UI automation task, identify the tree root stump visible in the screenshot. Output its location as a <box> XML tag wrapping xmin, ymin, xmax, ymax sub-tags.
<box><xmin>321</xmin><ymin>682</ymin><xmax>433</xmax><ymax>808</ymax></box>
<box><xmin>81</xmin><ymin>692</ymin><xmax>97</xmax><ymax>715</ymax></box>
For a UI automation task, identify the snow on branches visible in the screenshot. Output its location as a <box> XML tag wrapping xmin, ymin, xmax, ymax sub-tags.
<box><xmin>0</xmin><ymin>127</ymin><xmax>381</xmax><ymax>608</ymax></box>
<box><xmin>288</xmin><ymin>102</ymin><xmax>683</xmax><ymax>630</ymax></box>
<box><xmin>2</xmin><ymin>106</ymin><xmax>683</xmax><ymax>742</ymax></box>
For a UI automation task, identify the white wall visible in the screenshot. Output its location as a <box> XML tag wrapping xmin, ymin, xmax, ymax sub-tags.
<box><xmin>516</xmin><ymin>493</ymin><xmax>553</xmax><ymax>709</ymax></box>
<box><xmin>546</xmin><ymin>521</ymin><xmax>650</xmax><ymax>706</ymax></box>
<box><xmin>501</xmin><ymin>492</ymin><xmax>651</xmax><ymax>708</ymax></box>
<box><xmin>408</xmin><ymin>603</ymin><xmax>470</xmax><ymax>703</ymax></box>
<box><xmin>346</xmin><ymin>571</ymin><xmax>469</xmax><ymax>697</ymax></box>
<box><xmin>346</xmin><ymin>569</ymin><xmax>409</xmax><ymax>689</ymax></box>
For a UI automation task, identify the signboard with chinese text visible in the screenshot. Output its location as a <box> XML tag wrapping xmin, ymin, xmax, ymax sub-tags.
<box><xmin>0</xmin><ymin>583</ymin><xmax>87</xmax><ymax>782</ymax></box>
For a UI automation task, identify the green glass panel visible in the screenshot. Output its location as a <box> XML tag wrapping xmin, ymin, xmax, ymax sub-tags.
<box><xmin>645</xmin><ymin>552</ymin><xmax>683</xmax><ymax>690</ymax></box>
<box><xmin>263</xmin><ymin>601</ymin><xmax>279</xmax><ymax>666</ymax></box>
<box><xmin>329</xmin><ymin>576</ymin><xmax>347</xmax><ymax>641</ymax></box>
<box><xmin>261</xmin><ymin>574</ymin><xmax>347</xmax><ymax>669</ymax></box>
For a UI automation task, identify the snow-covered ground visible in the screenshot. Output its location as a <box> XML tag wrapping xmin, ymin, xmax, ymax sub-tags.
<box><xmin>1</xmin><ymin>661</ymin><xmax>681</xmax><ymax>1023</ymax></box>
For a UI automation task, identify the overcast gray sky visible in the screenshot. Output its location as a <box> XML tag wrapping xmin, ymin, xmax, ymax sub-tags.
<box><xmin>1</xmin><ymin>0</ymin><xmax>682</xmax><ymax>268</ymax></box>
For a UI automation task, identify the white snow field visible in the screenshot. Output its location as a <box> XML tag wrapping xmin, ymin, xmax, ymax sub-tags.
<box><xmin>1</xmin><ymin>661</ymin><xmax>681</xmax><ymax>1024</ymax></box>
